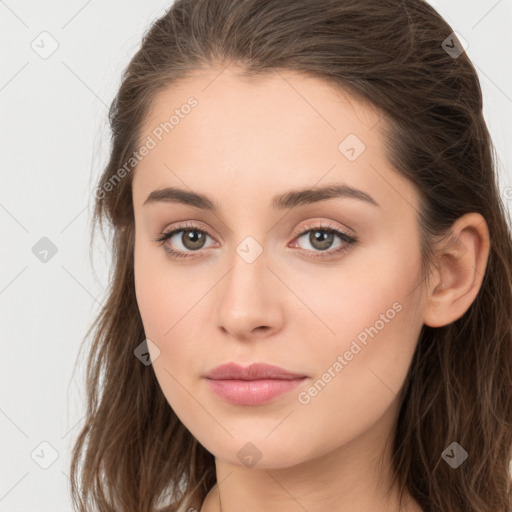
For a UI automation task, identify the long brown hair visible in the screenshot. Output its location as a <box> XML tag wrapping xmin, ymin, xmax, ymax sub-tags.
<box><xmin>70</xmin><ymin>1</ymin><xmax>512</xmax><ymax>511</ymax></box>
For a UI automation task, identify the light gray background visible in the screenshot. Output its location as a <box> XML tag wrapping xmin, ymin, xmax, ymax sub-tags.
<box><xmin>1</xmin><ymin>1</ymin><xmax>511</xmax><ymax>511</ymax></box>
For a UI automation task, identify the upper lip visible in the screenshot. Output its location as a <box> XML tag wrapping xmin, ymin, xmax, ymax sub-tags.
<box><xmin>205</xmin><ymin>362</ymin><xmax>307</xmax><ymax>381</ymax></box>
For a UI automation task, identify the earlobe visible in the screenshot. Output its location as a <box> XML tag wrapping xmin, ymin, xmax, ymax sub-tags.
<box><xmin>423</xmin><ymin>213</ymin><xmax>490</xmax><ymax>328</ymax></box>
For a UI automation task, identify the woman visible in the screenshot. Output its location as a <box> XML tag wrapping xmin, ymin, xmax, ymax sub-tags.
<box><xmin>70</xmin><ymin>1</ymin><xmax>512</xmax><ymax>511</ymax></box>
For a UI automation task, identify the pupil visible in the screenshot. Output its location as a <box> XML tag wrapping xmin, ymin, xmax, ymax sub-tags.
<box><xmin>183</xmin><ymin>230</ymin><xmax>205</xmax><ymax>249</ymax></box>
<box><xmin>311</xmin><ymin>230</ymin><xmax>333</xmax><ymax>250</ymax></box>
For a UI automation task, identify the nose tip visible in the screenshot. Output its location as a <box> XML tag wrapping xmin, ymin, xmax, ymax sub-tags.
<box><xmin>220</xmin><ymin>323</ymin><xmax>271</xmax><ymax>339</ymax></box>
<box><xmin>214</xmin><ymin>255</ymin><xmax>284</xmax><ymax>341</ymax></box>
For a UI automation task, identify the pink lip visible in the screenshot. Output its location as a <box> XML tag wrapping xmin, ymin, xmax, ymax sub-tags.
<box><xmin>204</xmin><ymin>363</ymin><xmax>308</xmax><ymax>405</ymax></box>
<box><xmin>205</xmin><ymin>362</ymin><xmax>307</xmax><ymax>380</ymax></box>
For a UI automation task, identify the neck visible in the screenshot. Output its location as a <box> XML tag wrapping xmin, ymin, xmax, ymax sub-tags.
<box><xmin>199</xmin><ymin>400</ymin><xmax>423</xmax><ymax>512</ymax></box>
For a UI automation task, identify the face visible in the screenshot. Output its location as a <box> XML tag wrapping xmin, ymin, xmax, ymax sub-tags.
<box><xmin>131</xmin><ymin>66</ymin><xmax>428</xmax><ymax>469</ymax></box>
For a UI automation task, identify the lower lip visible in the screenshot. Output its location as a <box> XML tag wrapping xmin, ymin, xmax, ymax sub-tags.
<box><xmin>205</xmin><ymin>378</ymin><xmax>306</xmax><ymax>405</ymax></box>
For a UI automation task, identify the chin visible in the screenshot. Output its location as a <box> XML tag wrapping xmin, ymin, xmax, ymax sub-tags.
<box><xmin>203</xmin><ymin>435</ymin><xmax>318</xmax><ymax>471</ymax></box>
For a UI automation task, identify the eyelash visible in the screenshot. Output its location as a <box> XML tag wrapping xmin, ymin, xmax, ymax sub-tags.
<box><xmin>154</xmin><ymin>221</ymin><xmax>359</xmax><ymax>260</ymax></box>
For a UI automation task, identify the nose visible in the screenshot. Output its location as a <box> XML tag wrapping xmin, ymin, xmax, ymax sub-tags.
<box><xmin>214</xmin><ymin>244</ymin><xmax>285</xmax><ymax>341</ymax></box>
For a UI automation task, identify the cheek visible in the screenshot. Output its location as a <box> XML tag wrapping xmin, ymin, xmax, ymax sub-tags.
<box><xmin>290</xmin><ymin>294</ymin><xmax>422</xmax><ymax>455</ymax></box>
<box><xmin>134</xmin><ymin>248</ymin><xmax>204</xmax><ymax>422</ymax></box>
<box><xmin>134</xmin><ymin>256</ymin><xmax>169</xmax><ymax>339</ymax></box>
<box><xmin>293</xmin><ymin>237</ymin><xmax>421</xmax><ymax>342</ymax></box>
<box><xmin>299</xmin><ymin>301</ymin><xmax>421</xmax><ymax>453</ymax></box>
<box><xmin>134</xmin><ymin>236</ymin><xmax>196</xmax><ymax>338</ymax></box>
<box><xmin>133</xmin><ymin>239</ymin><xmax>212</xmax><ymax>374</ymax></box>
<box><xmin>293</xmin><ymin>243</ymin><xmax>423</xmax><ymax>399</ymax></box>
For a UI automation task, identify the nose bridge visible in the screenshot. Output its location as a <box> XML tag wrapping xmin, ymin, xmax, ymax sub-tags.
<box><xmin>223</xmin><ymin>233</ymin><xmax>269</xmax><ymax>305</ymax></box>
<box><xmin>213</xmin><ymin>230</ymin><xmax>283</xmax><ymax>337</ymax></box>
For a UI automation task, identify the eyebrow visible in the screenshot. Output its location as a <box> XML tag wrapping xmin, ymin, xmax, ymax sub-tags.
<box><xmin>143</xmin><ymin>183</ymin><xmax>380</xmax><ymax>210</ymax></box>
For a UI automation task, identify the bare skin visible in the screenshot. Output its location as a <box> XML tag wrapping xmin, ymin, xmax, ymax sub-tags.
<box><xmin>131</xmin><ymin>65</ymin><xmax>490</xmax><ymax>512</ymax></box>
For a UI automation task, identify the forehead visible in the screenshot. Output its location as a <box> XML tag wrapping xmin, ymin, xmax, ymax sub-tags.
<box><xmin>138</xmin><ymin>66</ymin><xmax>382</xmax><ymax>147</ymax></box>
<box><xmin>131</xmin><ymin>66</ymin><xmax>417</xmax><ymax>218</ymax></box>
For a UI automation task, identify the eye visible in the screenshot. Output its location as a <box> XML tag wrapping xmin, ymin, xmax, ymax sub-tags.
<box><xmin>154</xmin><ymin>220</ymin><xmax>358</xmax><ymax>260</ymax></box>
<box><xmin>154</xmin><ymin>222</ymin><xmax>217</xmax><ymax>259</ymax></box>
<box><xmin>289</xmin><ymin>221</ymin><xmax>358</xmax><ymax>259</ymax></box>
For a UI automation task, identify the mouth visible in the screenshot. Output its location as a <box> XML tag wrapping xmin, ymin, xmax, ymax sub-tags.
<box><xmin>204</xmin><ymin>362</ymin><xmax>308</xmax><ymax>405</ymax></box>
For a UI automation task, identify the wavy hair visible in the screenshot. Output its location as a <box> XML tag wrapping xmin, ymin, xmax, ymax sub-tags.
<box><xmin>70</xmin><ymin>1</ymin><xmax>512</xmax><ymax>511</ymax></box>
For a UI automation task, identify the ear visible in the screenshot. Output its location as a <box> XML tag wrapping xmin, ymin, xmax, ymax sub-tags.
<box><xmin>423</xmin><ymin>212</ymin><xmax>490</xmax><ymax>328</ymax></box>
